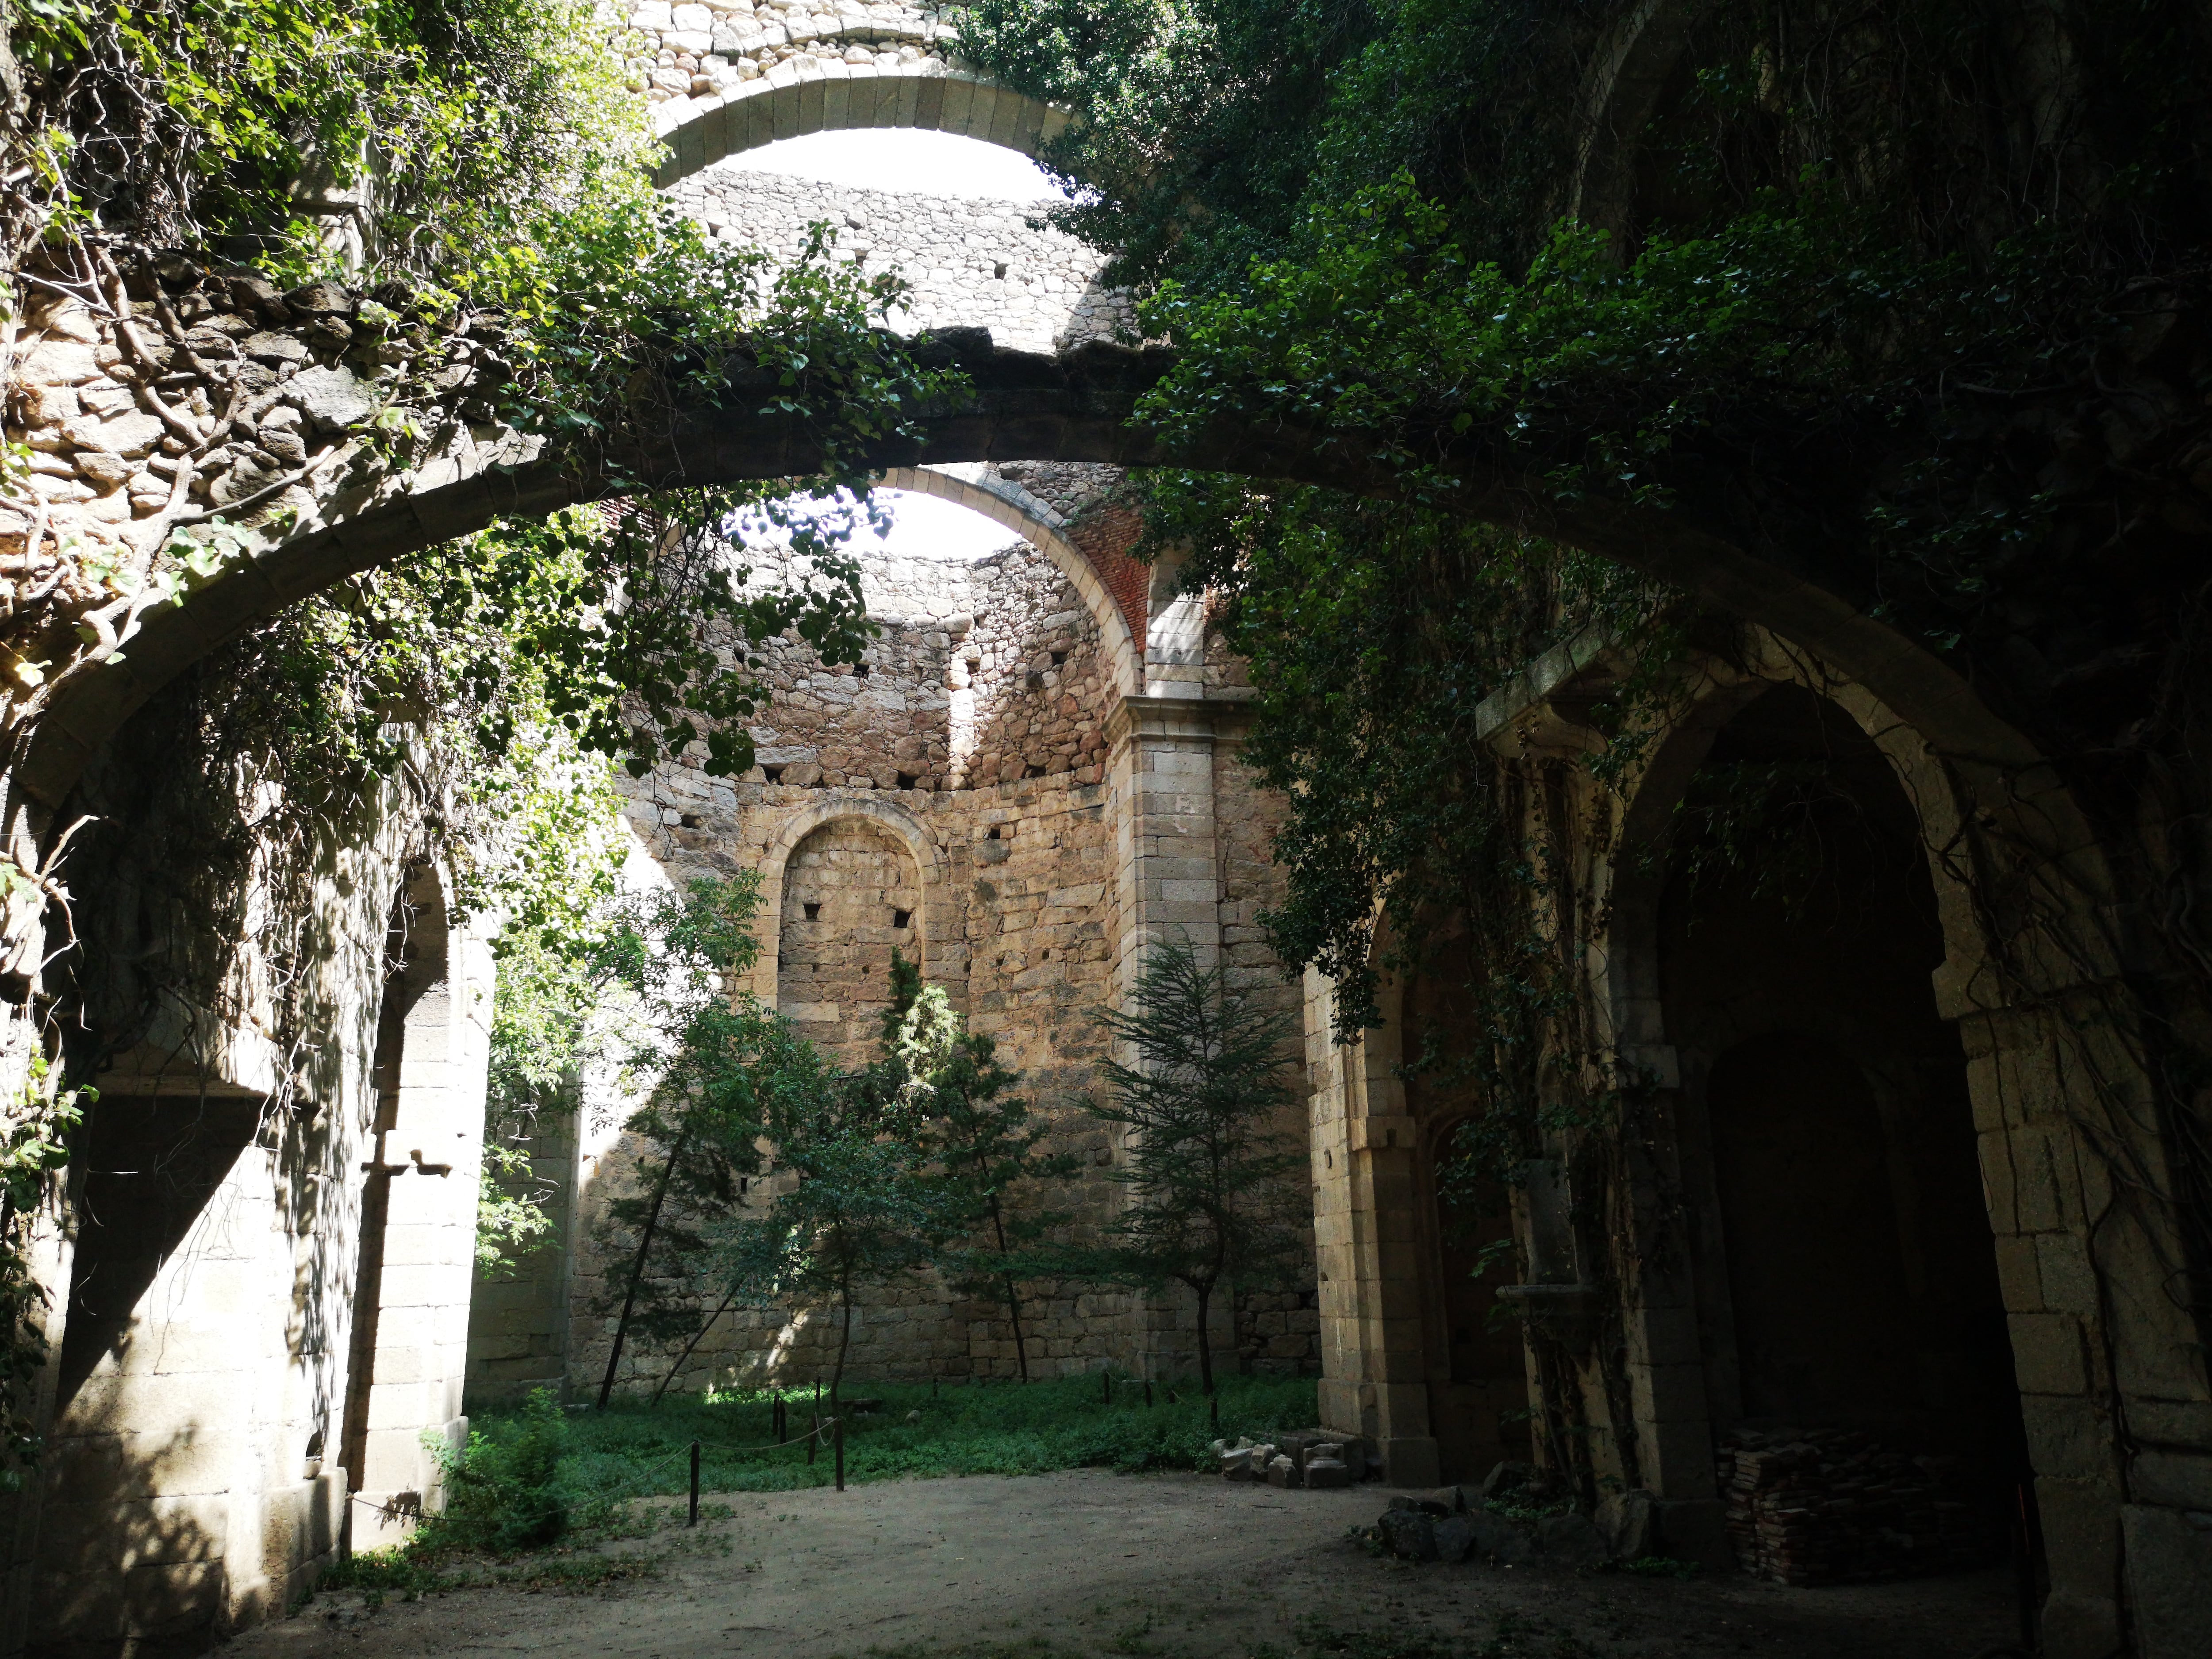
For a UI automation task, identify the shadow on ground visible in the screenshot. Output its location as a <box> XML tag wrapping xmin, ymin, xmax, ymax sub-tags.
<box><xmin>229</xmin><ymin>1470</ymin><xmax>2019</xmax><ymax>1659</ymax></box>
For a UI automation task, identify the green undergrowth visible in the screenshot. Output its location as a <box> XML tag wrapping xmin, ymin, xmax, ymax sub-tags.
<box><xmin>316</xmin><ymin>1373</ymin><xmax>1316</xmax><ymax>1599</ymax></box>
<box><xmin>322</xmin><ymin>1498</ymin><xmax>736</xmax><ymax>1603</ymax></box>
<box><xmin>544</xmin><ymin>1371</ymin><xmax>1319</xmax><ymax>1498</ymax></box>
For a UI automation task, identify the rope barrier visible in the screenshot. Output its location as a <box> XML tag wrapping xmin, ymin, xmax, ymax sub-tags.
<box><xmin>341</xmin><ymin>1415</ymin><xmax>852</xmax><ymax>1529</ymax></box>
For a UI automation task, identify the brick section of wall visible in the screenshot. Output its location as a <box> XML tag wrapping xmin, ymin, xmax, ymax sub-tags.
<box><xmin>990</xmin><ymin>462</ymin><xmax>1149</xmax><ymax>643</ymax></box>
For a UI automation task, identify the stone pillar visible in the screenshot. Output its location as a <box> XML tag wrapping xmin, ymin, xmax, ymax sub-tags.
<box><xmin>1307</xmin><ymin>969</ymin><xmax>1441</xmax><ymax>1488</ymax></box>
<box><xmin>1102</xmin><ymin>691</ymin><xmax>1228</xmax><ymax>1378</ymax></box>
<box><xmin>1936</xmin><ymin>974</ymin><xmax>2212</xmax><ymax>1659</ymax></box>
<box><xmin>350</xmin><ymin>913</ymin><xmax>493</xmax><ymax>1551</ymax></box>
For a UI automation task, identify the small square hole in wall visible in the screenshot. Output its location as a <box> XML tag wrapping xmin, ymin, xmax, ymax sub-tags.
<box><xmin>893</xmin><ymin>908</ymin><xmax>911</xmax><ymax>929</ymax></box>
<box><xmin>855</xmin><ymin>663</ymin><xmax>870</xmax><ymax>678</ymax></box>
<box><xmin>1026</xmin><ymin>670</ymin><xmax>1045</xmax><ymax>689</ymax></box>
<box><xmin>1051</xmin><ymin>650</ymin><xmax>1067</xmax><ymax>666</ymax></box>
<box><xmin>987</xmin><ymin>825</ymin><xmax>1003</xmax><ymax>840</ymax></box>
<box><xmin>994</xmin><ymin>261</ymin><xmax>1008</xmax><ymax>279</ymax></box>
<box><xmin>763</xmin><ymin>764</ymin><xmax>785</xmax><ymax>784</ymax></box>
<box><xmin>1024</xmin><ymin>763</ymin><xmax>1047</xmax><ymax>778</ymax></box>
<box><xmin>897</xmin><ymin>772</ymin><xmax>918</xmax><ymax>790</ymax></box>
<box><xmin>679</xmin><ymin>813</ymin><xmax>704</xmax><ymax>829</ymax></box>
<box><xmin>803</xmin><ymin>902</ymin><xmax>821</xmax><ymax>921</ymax></box>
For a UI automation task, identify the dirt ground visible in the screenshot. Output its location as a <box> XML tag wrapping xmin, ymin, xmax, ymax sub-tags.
<box><xmin>232</xmin><ymin>1471</ymin><xmax>2028</xmax><ymax>1659</ymax></box>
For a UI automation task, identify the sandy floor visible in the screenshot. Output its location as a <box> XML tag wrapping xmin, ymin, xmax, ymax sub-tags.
<box><xmin>232</xmin><ymin>1471</ymin><xmax>2027</xmax><ymax>1659</ymax></box>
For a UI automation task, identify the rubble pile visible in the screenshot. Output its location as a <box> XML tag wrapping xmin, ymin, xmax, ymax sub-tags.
<box><xmin>1212</xmin><ymin>1429</ymin><xmax>1366</xmax><ymax>1489</ymax></box>
<box><xmin>1716</xmin><ymin>1428</ymin><xmax>1994</xmax><ymax>1586</ymax></box>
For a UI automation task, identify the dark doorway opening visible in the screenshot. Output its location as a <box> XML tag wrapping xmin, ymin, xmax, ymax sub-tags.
<box><xmin>1428</xmin><ymin>1156</ymin><xmax>1533</xmax><ymax>1482</ymax></box>
<box><xmin>1659</xmin><ymin>684</ymin><xmax>2030</xmax><ymax>1577</ymax></box>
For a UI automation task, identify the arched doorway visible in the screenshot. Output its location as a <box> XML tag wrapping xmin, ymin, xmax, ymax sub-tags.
<box><xmin>1398</xmin><ymin>941</ymin><xmax>1535</xmax><ymax>1485</ymax></box>
<box><xmin>1656</xmin><ymin>683</ymin><xmax>2029</xmax><ymax>1579</ymax></box>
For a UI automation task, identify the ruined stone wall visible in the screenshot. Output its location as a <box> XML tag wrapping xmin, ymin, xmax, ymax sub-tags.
<box><xmin>672</xmin><ymin>168</ymin><xmax>1130</xmax><ymax>354</ymax></box>
<box><xmin>29</xmin><ymin>707</ymin><xmax>495</xmax><ymax>1652</ymax></box>
<box><xmin>739</xmin><ymin>532</ymin><xmax>1112</xmax><ymax>792</ymax></box>
<box><xmin>501</xmin><ymin>517</ymin><xmax>1318</xmax><ymax>1398</ymax></box>
<box><xmin>561</xmin><ymin>767</ymin><xmax>1142</xmax><ymax>1391</ymax></box>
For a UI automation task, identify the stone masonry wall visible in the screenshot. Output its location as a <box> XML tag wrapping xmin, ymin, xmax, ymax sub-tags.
<box><xmin>673</xmin><ymin>167</ymin><xmax>1130</xmax><ymax>354</ymax></box>
<box><xmin>620</xmin><ymin>0</ymin><xmax>967</xmax><ymax>111</ymax></box>
<box><xmin>778</xmin><ymin>815</ymin><xmax>923</xmax><ymax>1065</ymax></box>
<box><xmin>739</xmin><ymin>531</ymin><xmax>1111</xmax><ymax>792</ymax></box>
<box><xmin>566</xmin><ymin>768</ymin><xmax>1143</xmax><ymax>1391</ymax></box>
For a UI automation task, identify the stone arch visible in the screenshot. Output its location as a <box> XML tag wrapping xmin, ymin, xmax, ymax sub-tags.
<box><xmin>1591</xmin><ymin>631</ymin><xmax>2035</xmax><ymax>1563</ymax></box>
<box><xmin>883</xmin><ymin>463</ymin><xmax>1143</xmax><ymax>695</ymax></box>
<box><xmin>1566</xmin><ymin>0</ymin><xmax>1717</xmax><ymax>237</ymax></box>
<box><xmin>650</xmin><ymin>62</ymin><xmax>1070</xmax><ymax>192</ymax></box>
<box><xmin>749</xmin><ymin>795</ymin><xmax>953</xmax><ymax>1010</ymax></box>
<box><xmin>18</xmin><ymin>348</ymin><xmax>2110</xmax><ymax>936</ymax></box>
<box><xmin>1598</xmin><ymin>627</ymin><xmax>1990</xmax><ymax>1067</ymax></box>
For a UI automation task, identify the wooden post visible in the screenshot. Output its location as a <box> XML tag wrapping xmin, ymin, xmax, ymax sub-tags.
<box><xmin>688</xmin><ymin>1440</ymin><xmax>701</xmax><ymax>1527</ymax></box>
<box><xmin>834</xmin><ymin>1414</ymin><xmax>845</xmax><ymax>1493</ymax></box>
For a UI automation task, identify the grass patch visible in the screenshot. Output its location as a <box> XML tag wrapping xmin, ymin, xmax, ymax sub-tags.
<box><xmin>515</xmin><ymin>1371</ymin><xmax>1318</xmax><ymax>1501</ymax></box>
<box><xmin>316</xmin><ymin>1373</ymin><xmax>1315</xmax><ymax>1599</ymax></box>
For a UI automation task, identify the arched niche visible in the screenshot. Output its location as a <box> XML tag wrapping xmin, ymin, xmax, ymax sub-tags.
<box><xmin>651</xmin><ymin>62</ymin><xmax>1069</xmax><ymax>191</ymax></box>
<box><xmin>774</xmin><ymin>814</ymin><xmax>924</xmax><ymax>1066</ymax></box>
<box><xmin>750</xmin><ymin>796</ymin><xmax>953</xmax><ymax>1022</ymax></box>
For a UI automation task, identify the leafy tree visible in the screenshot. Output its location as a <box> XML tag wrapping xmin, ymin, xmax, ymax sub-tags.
<box><xmin>588</xmin><ymin>874</ymin><xmax>785</xmax><ymax>1407</ymax></box>
<box><xmin>707</xmin><ymin>1029</ymin><xmax>945</xmax><ymax>1413</ymax></box>
<box><xmin>880</xmin><ymin>952</ymin><xmax>1080</xmax><ymax>1382</ymax></box>
<box><xmin>1071</xmin><ymin>941</ymin><xmax>1306</xmax><ymax>1396</ymax></box>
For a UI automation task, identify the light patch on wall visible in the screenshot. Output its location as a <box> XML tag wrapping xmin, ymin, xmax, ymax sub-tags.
<box><xmin>728</xmin><ymin>127</ymin><xmax>1060</xmax><ymax>201</ymax></box>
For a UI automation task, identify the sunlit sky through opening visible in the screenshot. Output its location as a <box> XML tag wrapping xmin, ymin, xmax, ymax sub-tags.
<box><xmin>735</xmin><ymin>487</ymin><xmax>1019</xmax><ymax>565</ymax></box>
<box><xmin>729</xmin><ymin>128</ymin><xmax>1061</xmax><ymax>201</ymax></box>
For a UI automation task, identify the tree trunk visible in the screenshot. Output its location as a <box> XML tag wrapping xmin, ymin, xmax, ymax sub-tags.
<box><xmin>990</xmin><ymin>1199</ymin><xmax>1029</xmax><ymax>1382</ymax></box>
<box><xmin>831</xmin><ymin>1268</ymin><xmax>854</xmax><ymax>1412</ymax></box>
<box><xmin>597</xmin><ymin>1129</ymin><xmax>690</xmax><ymax>1409</ymax></box>
<box><xmin>1193</xmin><ymin>1278</ymin><xmax>1215</xmax><ymax>1396</ymax></box>
<box><xmin>652</xmin><ymin>1284</ymin><xmax>737</xmax><ymax>1405</ymax></box>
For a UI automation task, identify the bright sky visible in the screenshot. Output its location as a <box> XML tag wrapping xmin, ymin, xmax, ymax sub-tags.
<box><xmin>728</xmin><ymin>128</ymin><xmax>1060</xmax><ymax>201</ymax></box>
<box><xmin>736</xmin><ymin>487</ymin><xmax>1019</xmax><ymax>564</ymax></box>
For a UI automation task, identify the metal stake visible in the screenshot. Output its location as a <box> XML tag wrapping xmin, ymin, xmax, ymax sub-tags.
<box><xmin>687</xmin><ymin>1440</ymin><xmax>701</xmax><ymax>1527</ymax></box>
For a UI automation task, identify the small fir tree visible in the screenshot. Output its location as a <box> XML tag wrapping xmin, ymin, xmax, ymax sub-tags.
<box><xmin>1073</xmin><ymin>941</ymin><xmax>1306</xmax><ymax>1395</ymax></box>
<box><xmin>880</xmin><ymin>953</ymin><xmax>1079</xmax><ymax>1381</ymax></box>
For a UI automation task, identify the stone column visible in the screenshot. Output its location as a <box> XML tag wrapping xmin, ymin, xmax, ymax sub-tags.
<box><xmin>351</xmin><ymin>913</ymin><xmax>493</xmax><ymax>1551</ymax></box>
<box><xmin>1102</xmin><ymin>691</ymin><xmax>1229</xmax><ymax>1379</ymax></box>
<box><xmin>1306</xmin><ymin>969</ymin><xmax>1441</xmax><ymax>1488</ymax></box>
